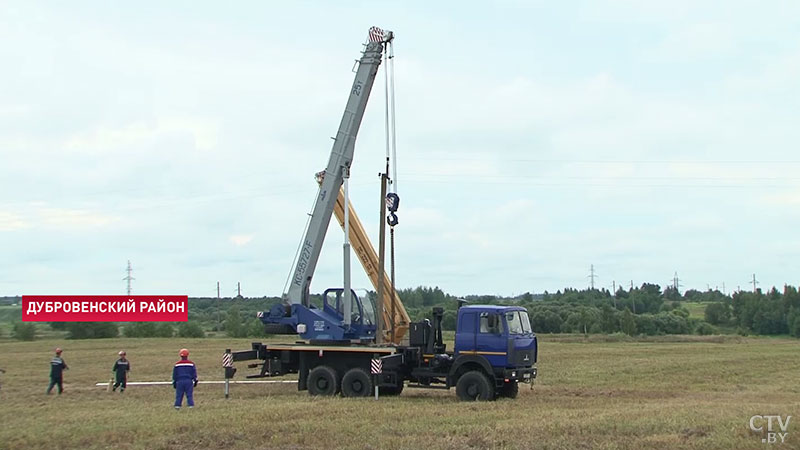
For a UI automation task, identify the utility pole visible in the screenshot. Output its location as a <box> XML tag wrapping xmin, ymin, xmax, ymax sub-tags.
<box><xmin>588</xmin><ymin>264</ymin><xmax>597</xmax><ymax>289</ymax></box>
<box><xmin>376</xmin><ymin>163</ymin><xmax>389</xmax><ymax>344</ymax></box>
<box><xmin>751</xmin><ymin>274</ymin><xmax>759</xmax><ymax>293</ymax></box>
<box><xmin>123</xmin><ymin>260</ymin><xmax>134</xmax><ymax>296</ymax></box>
<box><xmin>612</xmin><ymin>281</ymin><xmax>617</xmax><ymax>308</ymax></box>
<box><xmin>217</xmin><ymin>282</ymin><xmax>220</xmax><ymax>299</ymax></box>
<box><xmin>237</xmin><ymin>282</ymin><xmax>242</xmax><ymax>298</ymax></box>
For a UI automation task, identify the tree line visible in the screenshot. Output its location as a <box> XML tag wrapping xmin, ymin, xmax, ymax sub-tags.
<box><xmin>4</xmin><ymin>284</ymin><xmax>800</xmax><ymax>340</ymax></box>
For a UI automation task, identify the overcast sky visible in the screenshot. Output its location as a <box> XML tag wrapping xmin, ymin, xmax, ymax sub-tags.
<box><xmin>2</xmin><ymin>1</ymin><xmax>799</xmax><ymax>298</ymax></box>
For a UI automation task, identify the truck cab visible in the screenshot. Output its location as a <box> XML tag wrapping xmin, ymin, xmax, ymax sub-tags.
<box><xmin>450</xmin><ymin>305</ymin><xmax>537</xmax><ymax>398</ymax></box>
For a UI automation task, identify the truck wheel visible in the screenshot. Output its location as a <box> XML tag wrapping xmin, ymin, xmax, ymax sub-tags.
<box><xmin>341</xmin><ymin>368</ymin><xmax>372</xmax><ymax>397</ymax></box>
<box><xmin>456</xmin><ymin>371</ymin><xmax>495</xmax><ymax>401</ymax></box>
<box><xmin>379</xmin><ymin>379</ymin><xmax>404</xmax><ymax>396</ymax></box>
<box><xmin>498</xmin><ymin>381</ymin><xmax>519</xmax><ymax>399</ymax></box>
<box><xmin>307</xmin><ymin>366</ymin><xmax>339</xmax><ymax>396</ymax></box>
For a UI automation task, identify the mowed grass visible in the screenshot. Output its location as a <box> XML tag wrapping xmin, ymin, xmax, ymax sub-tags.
<box><xmin>0</xmin><ymin>336</ymin><xmax>798</xmax><ymax>450</ymax></box>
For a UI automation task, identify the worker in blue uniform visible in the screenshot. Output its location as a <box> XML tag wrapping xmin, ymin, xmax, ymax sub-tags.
<box><xmin>47</xmin><ymin>348</ymin><xmax>68</xmax><ymax>395</ymax></box>
<box><xmin>112</xmin><ymin>351</ymin><xmax>130</xmax><ymax>392</ymax></box>
<box><xmin>172</xmin><ymin>348</ymin><xmax>197</xmax><ymax>409</ymax></box>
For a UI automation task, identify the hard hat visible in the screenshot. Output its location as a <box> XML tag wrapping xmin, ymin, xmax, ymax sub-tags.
<box><xmin>118</xmin><ymin>351</ymin><xmax>126</xmax><ymax>356</ymax></box>
<box><xmin>55</xmin><ymin>348</ymin><xmax>62</xmax><ymax>354</ymax></box>
<box><xmin>179</xmin><ymin>348</ymin><xmax>189</xmax><ymax>357</ymax></box>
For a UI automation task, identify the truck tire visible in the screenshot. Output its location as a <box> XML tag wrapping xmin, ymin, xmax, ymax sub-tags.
<box><xmin>379</xmin><ymin>379</ymin><xmax>404</xmax><ymax>396</ymax></box>
<box><xmin>456</xmin><ymin>370</ymin><xmax>495</xmax><ymax>401</ymax></box>
<box><xmin>307</xmin><ymin>366</ymin><xmax>339</xmax><ymax>396</ymax></box>
<box><xmin>341</xmin><ymin>368</ymin><xmax>372</xmax><ymax>397</ymax></box>
<box><xmin>498</xmin><ymin>381</ymin><xmax>519</xmax><ymax>399</ymax></box>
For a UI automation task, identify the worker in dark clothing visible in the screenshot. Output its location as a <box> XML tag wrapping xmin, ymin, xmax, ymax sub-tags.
<box><xmin>47</xmin><ymin>348</ymin><xmax>68</xmax><ymax>395</ymax></box>
<box><xmin>172</xmin><ymin>348</ymin><xmax>197</xmax><ymax>409</ymax></box>
<box><xmin>112</xmin><ymin>351</ymin><xmax>130</xmax><ymax>392</ymax></box>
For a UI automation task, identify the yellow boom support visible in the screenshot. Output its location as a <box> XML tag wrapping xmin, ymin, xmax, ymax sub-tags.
<box><xmin>331</xmin><ymin>186</ymin><xmax>410</xmax><ymax>344</ymax></box>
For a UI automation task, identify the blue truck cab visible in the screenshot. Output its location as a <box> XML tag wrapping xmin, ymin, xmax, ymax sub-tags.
<box><xmin>449</xmin><ymin>305</ymin><xmax>538</xmax><ymax>398</ymax></box>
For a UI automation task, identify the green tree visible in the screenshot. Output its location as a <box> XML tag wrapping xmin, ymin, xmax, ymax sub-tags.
<box><xmin>12</xmin><ymin>322</ymin><xmax>36</xmax><ymax>341</ymax></box>
<box><xmin>620</xmin><ymin>310</ymin><xmax>637</xmax><ymax>336</ymax></box>
<box><xmin>225</xmin><ymin>307</ymin><xmax>247</xmax><ymax>338</ymax></box>
<box><xmin>704</xmin><ymin>302</ymin><xmax>731</xmax><ymax>325</ymax></box>
<box><xmin>247</xmin><ymin>318</ymin><xmax>265</xmax><ymax>337</ymax></box>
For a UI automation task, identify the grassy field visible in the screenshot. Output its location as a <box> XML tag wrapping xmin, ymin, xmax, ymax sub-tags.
<box><xmin>682</xmin><ymin>302</ymin><xmax>708</xmax><ymax>320</ymax></box>
<box><xmin>0</xmin><ymin>336</ymin><xmax>798</xmax><ymax>450</ymax></box>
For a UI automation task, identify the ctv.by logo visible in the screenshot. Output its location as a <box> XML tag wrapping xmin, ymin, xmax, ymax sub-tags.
<box><xmin>750</xmin><ymin>415</ymin><xmax>791</xmax><ymax>444</ymax></box>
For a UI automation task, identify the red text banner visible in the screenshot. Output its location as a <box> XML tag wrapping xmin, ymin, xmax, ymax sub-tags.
<box><xmin>22</xmin><ymin>296</ymin><xmax>188</xmax><ymax>322</ymax></box>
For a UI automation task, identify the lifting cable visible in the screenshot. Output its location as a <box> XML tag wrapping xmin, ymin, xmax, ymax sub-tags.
<box><xmin>383</xmin><ymin>37</ymin><xmax>399</xmax><ymax>339</ymax></box>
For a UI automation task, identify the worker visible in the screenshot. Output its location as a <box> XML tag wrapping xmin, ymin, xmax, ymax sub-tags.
<box><xmin>172</xmin><ymin>348</ymin><xmax>197</xmax><ymax>409</ymax></box>
<box><xmin>46</xmin><ymin>348</ymin><xmax>68</xmax><ymax>395</ymax></box>
<box><xmin>112</xmin><ymin>351</ymin><xmax>130</xmax><ymax>392</ymax></box>
<box><xmin>0</xmin><ymin>367</ymin><xmax>5</xmax><ymax>391</ymax></box>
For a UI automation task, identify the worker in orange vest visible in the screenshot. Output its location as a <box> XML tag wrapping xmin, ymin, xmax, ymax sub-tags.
<box><xmin>172</xmin><ymin>348</ymin><xmax>197</xmax><ymax>409</ymax></box>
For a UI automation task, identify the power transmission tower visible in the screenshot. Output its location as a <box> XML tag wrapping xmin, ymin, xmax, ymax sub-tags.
<box><xmin>217</xmin><ymin>281</ymin><xmax>220</xmax><ymax>299</ymax></box>
<box><xmin>588</xmin><ymin>264</ymin><xmax>597</xmax><ymax>289</ymax></box>
<box><xmin>671</xmin><ymin>271</ymin><xmax>681</xmax><ymax>293</ymax></box>
<box><xmin>123</xmin><ymin>260</ymin><xmax>134</xmax><ymax>295</ymax></box>
<box><xmin>751</xmin><ymin>274</ymin><xmax>759</xmax><ymax>293</ymax></box>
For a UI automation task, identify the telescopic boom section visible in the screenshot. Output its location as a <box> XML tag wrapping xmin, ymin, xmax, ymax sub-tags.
<box><xmin>286</xmin><ymin>27</ymin><xmax>393</xmax><ymax>307</ymax></box>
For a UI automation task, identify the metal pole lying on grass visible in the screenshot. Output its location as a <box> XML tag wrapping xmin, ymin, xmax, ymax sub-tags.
<box><xmin>94</xmin><ymin>380</ymin><xmax>296</xmax><ymax>387</ymax></box>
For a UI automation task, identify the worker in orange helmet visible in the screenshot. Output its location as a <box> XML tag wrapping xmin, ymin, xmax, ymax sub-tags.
<box><xmin>172</xmin><ymin>348</ymin><xmax>197</xmax><ymax>409</ymax></box>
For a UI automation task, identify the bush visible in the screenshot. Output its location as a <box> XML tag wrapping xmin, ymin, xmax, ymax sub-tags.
<box><xmin>124</xmin><ymin>322</ymin><xmax>158</xmax><ymax>338</ymax></box>
<box><xmin>154</xmin><ymin>323</ymin><xmax>174</xmax><ymax>338</ymax></box>
<box><xmin>177</xmin><ymin>322</ymin><xmax>205</xmax><ymax>338</ymax></box>
<box><xmin>653</xmin><ymin>312</ymin><xmax>691</xmax><ymax>334</ymax></box>
<box><xmin>66</xmin><ymin>322</ymin><xmax>118</xmax><ymax>339</ymax></box>
<box><xmin>695</xmin><ymin>322</ymin><xmax>718</xmax><ymax>335</ymax></box>
<box><xmin>634</xmin><ymin>314</ymin><xmax>658</xmax><ymax>336</ymax></box>
<box><xmin>12</xmin><ymin>322</ymin><xmax>36</xmax><ymax>341</ymax></box>
<box><xmin>247</xmin><ymin>319</ymin><xmax>265</xmax><ymax>337</ymax></box>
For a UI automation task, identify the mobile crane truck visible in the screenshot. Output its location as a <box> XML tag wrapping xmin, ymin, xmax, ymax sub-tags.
<box><xmin>227</xmin><ymin>27</ymin><xmax>537</xmax><ymax>401</ymax></box>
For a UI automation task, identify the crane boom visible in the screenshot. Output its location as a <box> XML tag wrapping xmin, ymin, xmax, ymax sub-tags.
<box><xmin>330</xmin><ymin>185</ymin><xmax>410</xmax><ymax>344</ymax></box>
<box><xmin>286</xmin><ymin>28</ymin><xmax>391</xmax><ymax>307</ymax></box>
